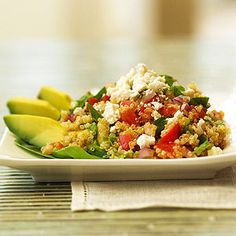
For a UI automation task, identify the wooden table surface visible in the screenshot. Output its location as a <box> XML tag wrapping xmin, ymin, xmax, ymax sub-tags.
<box><xmin>0</xmin><ymin>39</ymin><xmax>236</xmax><ymax>235</ymax></box>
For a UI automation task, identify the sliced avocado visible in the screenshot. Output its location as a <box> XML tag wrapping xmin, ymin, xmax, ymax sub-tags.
<box><xmin>38</xmin><ymin>86</ymin><xmax>72</xmax><ymax>111</ymax></box>
<box><xmin>4</xmin><ymin>115</ymin><xmax>65</xmax><ymax>147</ymax></box>
<box><xmin>7</xmin><ymin>97</ymin><xmax>60</xmax><ymax>120</ymax></box>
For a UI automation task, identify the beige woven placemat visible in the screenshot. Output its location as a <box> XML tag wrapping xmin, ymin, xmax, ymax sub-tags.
<box><xmin>71</xmin><ymin>166</ymin><xmax>236</xmax><ymax>211</ymax></box>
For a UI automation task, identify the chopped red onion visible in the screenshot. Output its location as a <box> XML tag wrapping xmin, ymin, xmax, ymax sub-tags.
<box><xmin>173</xmin><ymin>96</ymin><xmax>184</xmax><ymax>104</ymax></box>
<box><xmin>66</xmin><ymin>113</ymin><xmax>76</xmax><ymax>122</ymax></box>
<box><xmin>138</xmin><ymin>148</ymin><xmax>154</xmax><ymax>159</ymax></box>
<box><xmin>180</xmin><ymin>103</ymin><xmax>191</xmax><ymax>111</ymax></box>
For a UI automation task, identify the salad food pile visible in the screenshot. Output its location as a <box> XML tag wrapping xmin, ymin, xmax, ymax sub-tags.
<box><xmin>4</xmin><ymin>64</ymin><xmax>230</xmax><ymax>159</ymax></box>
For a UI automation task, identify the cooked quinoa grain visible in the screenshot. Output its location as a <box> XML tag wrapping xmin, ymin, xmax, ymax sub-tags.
<box><xmin>42</xmin><ymin>64</ymin><xmax>230</xmax><ymax>159</ymax></box>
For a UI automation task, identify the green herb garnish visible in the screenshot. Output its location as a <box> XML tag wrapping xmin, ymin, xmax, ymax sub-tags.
<box><xmin>87</xmin><ymin>104</ymin><xmax>103</xmax><ymax>121</ymax></box>
<box><xmin>194</xmin><ymin>139</ymin><xmax>209</xmax><ymax>156</ymax></box>
<box><xmin>93</xmin><ymin>87</ymin><xmax>107</xmax><ymax>100</ymax></box>
<box><xmin>74</xmin><ymin>92</ymin><xmax>93</xmax><ymax>109</ymax></box>
<box><xmin>189</xmin><ymin>97</ymin><xmax>209</xmax><ymax>108</ymax></box>
<box><xmin>154</xmin><ymin>117</ymin><xmax>167</xmax><ymax>137</ymax></box>
<box><xmin>215</xmin><ymin>120</ymin><xmax>224</xmax><ymax>126</ymax></box>
<box><xmin>183</xmin><ymin>119</ymin><xmax>191</xmax><ymax>133</ymax></box>
<box><xmin>170</xmin><ymin>85</ymin><xmax>185</xmax><ymax>96</ymax></box>
<box><xmin>108</xmin><ymin>133</ymin><xmax>117</xmax><ymax>145</ymax></box>
<box><xmin>161</xmin><ymin>75</ymin><xmax>175</xmax><ymax>86</ymax></box>
<box><xmin>199</xmin><ymin>135</ymin><xmax>208</xmax><ymax>144</ymax></box>
<box><xmin>204</xmin><ymin>116</ymin><xmax>213</xmax><ymax>125</ymax></box>
<box><xmin>88</xmin><ymin>123</ymin><xmax>97</xmax><ymax>134</ymax></box>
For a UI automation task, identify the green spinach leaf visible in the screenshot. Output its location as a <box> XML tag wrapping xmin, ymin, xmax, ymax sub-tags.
<box><xmin>15</xmin><ymin>138</ymin><xmax>54</xmax><ymax>159</ymax></box>
<box><xmin>154</xmin><ymin>117</ymin><xmax>167</xmax><ymax>137</ymax></box>
<box><xmin>53</xmin><ymin>146</ymin><xmax>101</xmax><ymax>159</ymax></box>
<box><xmin>170</xmin><ymin>85</ymin><xmax>185</xmax><ymax>96</ymax></box>
<box><xmin>87</xmin><ymin>143</ymin><xmax>108</xmax><ymax>158</ymax></box>
<box><xmin>161</xmin><ymin>75</ymin><xmax>175</xmax><ymax>86</ymax></box>
<box><xmin>189</xmin><ymin>97</ymin><xmax>209</xmax><ymax>108</ymax></box>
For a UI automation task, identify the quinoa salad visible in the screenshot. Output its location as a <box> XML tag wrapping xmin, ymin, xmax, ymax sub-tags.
<box><xmin>42</xmin><ymin>64</ymin><xmax>230</xmax><ymax>159</ymax></box>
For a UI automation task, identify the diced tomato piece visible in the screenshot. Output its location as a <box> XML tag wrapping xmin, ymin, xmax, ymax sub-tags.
<box><xmin>139</xmin><ymin>107</ymin><xmax>153</xmax><ymax>123</ymax></box>
<box><xmin>140</xmin><ymin>105</ymin><xmax>146</xmax><ymax>113</ymax></box>
<box><xmin>120</xmin><ymin>100</ymin><xmax>133</xmax><ymax>107</ymax></box>
<box><xmin>55</xmin><ymin>142</ymin><xmax>64</xmax><ymax>150</ymax></box>
<box><xmin>88</xmin><ymin>97</ymin><xmax>99</xmax><ymax>106</ymax></box>
<box><xmin>85</xmin><ymin>97</ymin><xmax>99</xmax><ymax>111</ymax></box>
<box><xmin>190</xmin><ymin>106</ymin><xmax>207</xmax><ymax>120</ymax></box>
<box><xmin>120</xmin><ymin>108</ymin><xmax>139</xmax><ymax>125</ymax></box>
<box><xmin>155</xmin><ymin>123</ymin><xmax>181</xmax><ymax>156</ymax></box>
<box><xmin>101</xmin><ymin>95</ymin><xmax>110</xmax><ymax>102</ymax></box>
<box><xmin>197</xmin><ymin>108</ymin><xmax>206</xmax><ymax>119</ymax></box>
<box><xmin>119</xmin><ymin>134</ymin><xmax>132</xmax><ymax>151</ymax></box>
<box><xmin>155</xmin><ymin>142</ymin><xmax>175</xmax><ymax>153</ymax></box>
<box><xmin>159</xmin><ymin>105</ymin><xmax>178</xmax><ymax>117</ymax></box>
<box><xmin>159</xmin><ymin>123</ymin><xmax>181</xmax><ymax>143</ymax></box>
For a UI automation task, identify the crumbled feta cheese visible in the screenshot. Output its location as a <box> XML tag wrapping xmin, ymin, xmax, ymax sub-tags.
<box><xmin>143</xmin><ymin>72</ymin><xmax>154</xmax><ymax>82</ymax></box>
<box><xmin>126</xmin><ymin>68</ymin><xmax>136</xmax><ymax>80</ymax></box>
<box><xmin>167</xmin><ymin>110</ymin><xmax>183</xmax><ymax>124</ymax></box>
<box><xmin>148</xmin><ymin>77</ymin><xmax>167</xmax><ymax>92</ymax></box>
<box><xmin>110</xmin><ymin>126</ymin><xmax>116</xmax><ymax>133</ymax></box>
<box><xmin>116</xmin><ymin>76</ymin><xmax>131</xmax><ymax>88</ymax></box>
<box><xmin>106</xmin><ymin>63</ymin><xmax>160</xmax><ymax>103</ymax></box>
<box><xmin>107</xmin><ymin>86</ymin><xmax>132</xmax><ymax>103</ymax></box>
<box><xmin>132</xmin><ymin>75</ymin><xmax>147</xmax><ymax>93</ymax></box>
<box><xmin>208</xmin><ymin>146</ymin><xmax>223</xmax><ymax>156</ymax></box>
<box><xmin>197</xmin><ymin>118</ymin><xmax>205</xmax><ymax>127</ymax></box>
<box><xmin>135</xmin><ymin>63</ymin><xmax>147</xmax><ymax>75</ymax></box>
<box><xmin>151</xmin><ymin>110</ymin><xmax>161</xmax><ymax>120</ymax></box>
<box><xmin>102</xmin><ymin>102</ymin><xmax>120</xmax><ymax>124</ymax></box>
<box><xmin>137</xmin><ymin>134</ymin><xmax>155</xmax><ymax>149</ymax></box>
<box><xmin>93</xmin><ymin>102</ymin><xmax>105</xmax><ymax>113</ymax></box>
<box><xmin>73</xmin><ymin>107</ymin><xmax>85</xmax><ymax>116</ymax></box>
<box><xmin>151</xmin><ymin>102</ymin><xmax>162</xmax><ymax>110</ymax></box>
<box><xmin>195</xmin><ymin>118</ymin><xmax>206</xmax><ymax>135</ymax></box>
<box><xmin>107</xmin><ymin>75</ymin><xmax>132</xmax><ymax>103</ymax></box>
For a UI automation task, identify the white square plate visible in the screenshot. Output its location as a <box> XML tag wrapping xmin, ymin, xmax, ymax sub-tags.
<box><xmin>0</xmin><ymin>129</ymin><xmax>236</xmax><ymax>182</ymax></box>
<box><xmin>1</xmin><ymin>90</ymin><xmax>236</xmax><ymax>182</ymax></box>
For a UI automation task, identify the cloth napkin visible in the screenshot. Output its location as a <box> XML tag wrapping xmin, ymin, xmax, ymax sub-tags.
<box><xmin>71</xmin><ymin>166</ymin><xmax>236</xmax><ymax>211</ymax></box>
